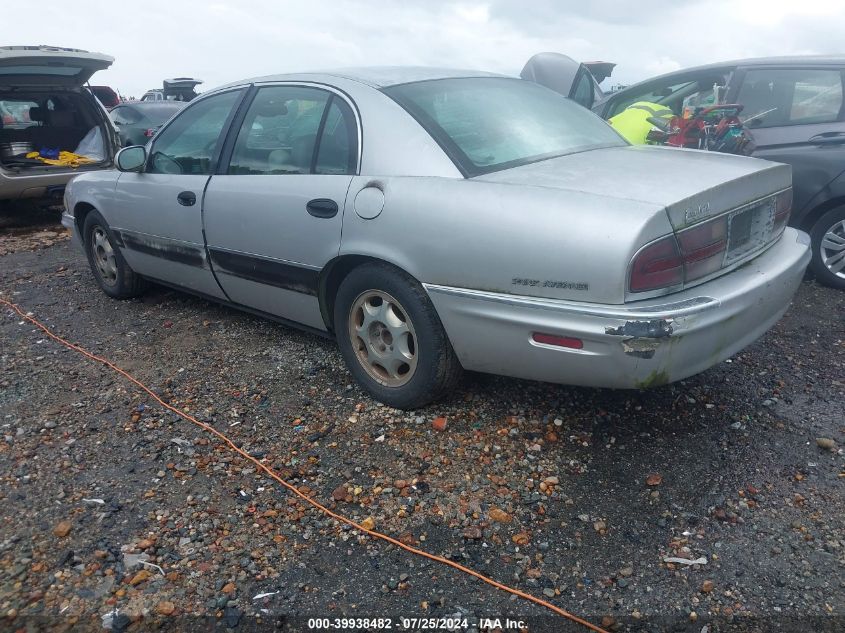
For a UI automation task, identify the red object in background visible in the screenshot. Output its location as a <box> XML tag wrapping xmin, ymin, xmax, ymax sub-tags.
<box><xmin>664</xmin><ymin>104</ymin><xmax>746</xmax><ymax>150</ymax></box>
<box><xmin>90</xmin><ymin>85</ymin><xmax>120</xmax><ymax>109</ymax></box>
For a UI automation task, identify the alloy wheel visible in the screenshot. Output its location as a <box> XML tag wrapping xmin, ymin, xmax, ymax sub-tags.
<box><xmin>348</xmin><ymin>290</ymin><xmax>418</xmax><ymax>387</ymax></box>
<box><xmin>820</xmin><ymin>219</ymin><xmax>845</xmax><ymax>279</ymax></box>
<box><xmin>91</xmin><ymin>227</ymin><xmax>118</xmax><ymax>286</ymax></box>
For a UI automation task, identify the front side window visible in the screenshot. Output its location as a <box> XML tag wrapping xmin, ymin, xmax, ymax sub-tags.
<box><xmin>738</xmin><ymin>68</ymin><xmax>844</xmax><ymax>128</ymax></box>
<box><xmin>147</xmin><ymin>89</ymin><xmax>242</xmax><ymax>175</ymax></box>
<box><xmin>228</xmin><ymin>85</ymin><xmax>356</xmax><ymax>176</ymax></box>
<box><xmin>385</xmin><ymin>77</ymin><xmax>625</xmax><ymax>177</ymax></box>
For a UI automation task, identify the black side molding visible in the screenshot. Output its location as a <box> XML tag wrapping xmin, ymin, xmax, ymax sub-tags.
<box><xmin>208</xmin><ymin>248</ymin><xmax>319</xmax><ymax>296</ymax></box>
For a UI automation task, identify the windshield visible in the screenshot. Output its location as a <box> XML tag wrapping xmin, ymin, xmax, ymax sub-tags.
<box><xmin>384</xmin><ymin>77</ymin><xmax>625</xmax><ymax>176</ymax></box>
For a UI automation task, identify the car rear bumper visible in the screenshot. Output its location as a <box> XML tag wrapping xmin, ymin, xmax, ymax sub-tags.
<box><xmin>0</xmin><ymin>169</ymin><xmax>74</xmax><ymax>203</ymax></box>
<box><xmin>425</xmin><ymin>228</ymin><xmax>811</xmax><ymax>389</ymax></box>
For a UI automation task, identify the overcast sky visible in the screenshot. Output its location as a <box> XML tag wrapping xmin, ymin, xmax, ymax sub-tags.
<box><xmin>6</xmin><ymin>0</ymin><xmax>845</xmax><ymax>97</ymax></box>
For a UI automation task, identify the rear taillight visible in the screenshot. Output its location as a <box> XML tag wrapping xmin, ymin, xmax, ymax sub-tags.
<box><xmin>677</xmin><ymin>214</ymin><xmax>728</xmax><ymax>282</ymax></box>
<box><xmin>772</xmin><ymin>188</ymin><xmax>792</xmax><ymax>234</ymax></box>
<box><xmin>143</xmin><ymin>128</ymin><xmax>157</xmax><ymax>138</ymax></box>
<box><xmin>630</xmin><ymin>236</ymin><xmax>684</xmax><ymax>293</ymax></box>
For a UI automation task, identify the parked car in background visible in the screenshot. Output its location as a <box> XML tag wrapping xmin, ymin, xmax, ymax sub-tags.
<box><xmin>590</xmin><ymin>56</ymin><xmax>845</xmax><ymax>289</ymax></box>
<box><xmin>63</xmin><ymin>68</ymin><xmax>809</xmax><ymax>408</ymax></box>
<box><xmin>89</xmin><ymin>85</ymin><xmax>120</xmax><ymax>109</ymax></box>
<box><xmin>521</xmin><ymin>53</ymin><xmax>609</xmax><ymax>109</ymax></box>
<box><xmin>141</xmin><ymin>78</ymin><xmax>203</xmax><ymax>103</ymax></box>
<box><xmin>110</xmin><ymin>101</ymin><xmax>185</xmax><ymax>147</ymax></box>
<box><xmin>0</xmin><ymin>45</ymin><xmax>119</xmax><ymax>208</ymax></box>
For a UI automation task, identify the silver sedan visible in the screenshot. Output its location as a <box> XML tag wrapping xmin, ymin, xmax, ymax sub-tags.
<box><xmin>63</xmin><ymin>68</ymin><xmax>811</xmax><ymax>408</ymax></box>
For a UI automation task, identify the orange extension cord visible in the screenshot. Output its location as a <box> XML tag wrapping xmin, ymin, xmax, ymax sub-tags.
<box><xmin>1</xmin><ymin>297</ymin><xmax>608</xmax><ymax>633</ymax></box>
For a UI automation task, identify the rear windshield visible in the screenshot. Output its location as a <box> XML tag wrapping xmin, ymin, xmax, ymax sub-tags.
<box><xmin>384</xmin><ymin>77</ymin><xmax>625</xmax><ymax>176</ymax></box>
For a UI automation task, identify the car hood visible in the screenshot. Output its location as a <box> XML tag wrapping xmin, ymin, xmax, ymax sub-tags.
<box><xmin>475</xmin><ymin>144</ymin><xmax>791</xmax><ymax>230</ymax></box>
<box><xmin>0</xmin><ymin>46</ymin><xmax>113</xmax><ymax>88</ymax></box>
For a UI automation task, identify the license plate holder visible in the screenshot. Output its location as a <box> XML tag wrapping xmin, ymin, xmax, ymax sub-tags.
<box><xmin>725</xmin><ymin>199</ymin><xmax>775</xmax><ymax>264</ymax></box>
<box><xmin>728</xmin><ymin>207</ymin><xmax>755</xmax><ymax>251</ymax></box>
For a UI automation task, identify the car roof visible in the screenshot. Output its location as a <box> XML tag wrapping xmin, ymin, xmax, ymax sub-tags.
<box><xmin>232</xmin><ymin>67</ymin><xmax>506</xmax><ymax>89</ymax></box>
<box><xmin>623</xmin><ymin>54</ymin><xmax>845</xmax><ymax>89</ymax></box>
<box><xmin>121</xmin><ymin>101</ymin><xmax>185</xmax><ymax>111</ymax></box>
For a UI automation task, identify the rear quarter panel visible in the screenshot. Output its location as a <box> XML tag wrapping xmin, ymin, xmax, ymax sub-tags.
<box><xmin>340</xmin><ymin>176</ymin><xmax>672</xmax><ymax>305</ymax></box>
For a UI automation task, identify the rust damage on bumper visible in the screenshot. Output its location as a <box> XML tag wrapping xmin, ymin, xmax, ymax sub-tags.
<box><xmin>605</xmin><ymin>318</ymin><xmax>674</xmax><ymax>359</ymax></box>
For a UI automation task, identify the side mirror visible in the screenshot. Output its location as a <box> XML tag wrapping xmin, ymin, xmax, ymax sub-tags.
<box><xmin>116</xmin><ymin>146</ymin><xmax>146</xmax><ymax>172</ymax></box>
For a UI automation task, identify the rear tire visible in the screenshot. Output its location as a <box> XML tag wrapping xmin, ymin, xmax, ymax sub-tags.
<box><xmin>83</xmin><ymin>210</ymin><xmax>147</xmax><ymax>298</ymax></box>
<box><xmin>809</xmin><ymin>206</ymin><xmax>845</xmax><ymax>290</ymax></box>
<box><xmin>334</xmin><ymin>262</ymin><xmax>462</xmax><ymax>409</ymax></box>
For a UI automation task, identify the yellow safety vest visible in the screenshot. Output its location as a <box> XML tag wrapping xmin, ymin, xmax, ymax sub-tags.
<box><xmin>609</xmin><ymin>101</ymin><xmax>674</xmax><ymax>145</ymax></box>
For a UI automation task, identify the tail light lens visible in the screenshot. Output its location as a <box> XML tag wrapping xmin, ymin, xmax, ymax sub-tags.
<box><xmin>143</xmin><ymin>128</ymin><xmax>157</xmax><ymax>138</ymax></box>
<box><xmin>630</xmin><ymin>236</ymin><xmax>684</xmax><ymax>292</ymax></box>
<box><xmin>677</xmin><ymin>215</ymin><xmax>728</xmax><ymax>282</ymax></box>
<box><xmin>772</xmin><ymin>188</ymin><xmax>792</xmax><ymax>234</ymax></box>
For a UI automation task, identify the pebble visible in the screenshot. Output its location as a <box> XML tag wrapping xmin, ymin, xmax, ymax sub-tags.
<box><xmin>52</xmin><ymin>521</ymin><xmax>71</xmax><ymax>538</ymax></box>
<box><xmin>816</xmin><ymin>437</ymin><xmax>836</xmax><ymax>450</ymax></box>
<box><xmin>156</xmin><ymin>601</ymin><xmax>176</xmax><ymax>616</ymax></box>
<box><xmin>488</xmin><ymin>508</ymin><xmax>512</xmax><ymax>523</ymax></box>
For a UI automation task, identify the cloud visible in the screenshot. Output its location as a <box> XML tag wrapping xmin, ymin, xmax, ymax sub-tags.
<box><xmin>4</xmin><ymin>0</ymin><xmax>845</xmax><ymax>96</ymax></box>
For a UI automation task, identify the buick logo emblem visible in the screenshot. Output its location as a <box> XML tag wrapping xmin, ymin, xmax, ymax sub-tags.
<box><xmin>685</xmin><ymin>202</ymin><xmax>711</xmax><ymax>224</ymax></box>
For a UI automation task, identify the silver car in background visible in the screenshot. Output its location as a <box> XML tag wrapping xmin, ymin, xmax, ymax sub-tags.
<box><xmin>62</xmin><ymin>68</ymin><xmax>811</xmax><ymax>408</ymax></box>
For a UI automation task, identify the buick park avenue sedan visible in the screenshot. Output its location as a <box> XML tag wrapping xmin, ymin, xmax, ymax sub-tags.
<box><xmin>63</xmin><ymin>68</ymin><xmax>811</xmax><ymax>409</ymax></box>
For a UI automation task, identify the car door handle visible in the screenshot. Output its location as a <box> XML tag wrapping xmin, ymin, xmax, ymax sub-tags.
<box><xmin>809</xmin><ymin>133</ymin><xmax>845</xmax><ymax>146</ymax></box>
<box><xmin>177</xmin><ymin>191</ymin><xmax>196</xmax><ymax>206</ymax></box>
<box><xmin>306</xmin><ymin>198</ymin><xmax>338</xmax><ymax>218</ymax></box>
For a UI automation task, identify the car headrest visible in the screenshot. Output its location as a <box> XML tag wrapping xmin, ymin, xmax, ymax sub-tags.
<box><xmin>254</xmin><ymin>100</ymin><xmax>288</xmax><ymax>118</ymax></box>
<box><xmin>48</xmin><ymin>110</ymin><xmax>75</xmax><ymax>127</ymax></box>
<box><xmin>28</xmin><ymin>106</ymin><xmax>45</xmax><ymax>122</ymax></box>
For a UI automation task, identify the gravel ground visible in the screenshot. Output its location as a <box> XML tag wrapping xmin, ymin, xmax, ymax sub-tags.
<box><xmin>0</xmin><ymin>218</ymin><xmax>843</xmax><ymax>633</ymax></box>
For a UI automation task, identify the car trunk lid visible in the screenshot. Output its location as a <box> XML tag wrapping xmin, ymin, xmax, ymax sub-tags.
<box><xmin>476</xmin><ymin>144</ymin><xmax>792</xmax><ymax>293</ymax></box>
<box><xmin>0</xmin><ymin>46</ymin><xmax>113</xmax><ymax>88</ymax></box>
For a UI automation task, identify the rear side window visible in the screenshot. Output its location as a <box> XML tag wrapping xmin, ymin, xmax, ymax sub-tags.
<box><xmin>227</xmin><ymin>85</ymin><xmax>357</xmax><ymax>176</ymax></box>
<box><xmin>147</xmin><ymin>89</ymin><xmax>242</xmax><ymax>175</ymax></box>
<box><xmin>315</xmin><ymin>99</ymin><xmax>357</xmax><ymax>175</ymax></box>
<box><xmin>0</xmin><ymin>99</ymin><xmax>38</xmax><ymax>128</ymax></box>
<box><xmin>738</xmin><ymin>68</ymin><xmax>844</xmax><ymax>128</ymax></box>
<box><xmin>111</xmin><ymin>106</ymin><xmax>141</xmax><ymax>126</ymax></box>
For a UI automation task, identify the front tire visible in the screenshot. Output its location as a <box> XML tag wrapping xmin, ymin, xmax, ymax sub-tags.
<box><xmin>334</xmin><ymin>262</ymin><xmax>462</xmax><ymax>409</ymax></box>
<box><xmin>83</xmin><ymin>210</ymin><xmax>147</xmax><ymax>298</ymax></box>
<box><xmin>809</xmin><ymin>206</ymin><xmax>845</xmax><ymax>290</ymax></box>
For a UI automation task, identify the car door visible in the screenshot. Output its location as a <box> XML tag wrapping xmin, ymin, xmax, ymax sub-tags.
<box><xmin>108</xmin><ymin>88</ymin><xmax>245</xmax><ymax>299</ymax></box>
<box><xmin>730</xmin><ymin>66</ymin><xmax>845</xmax><ymax>220</ymax></box>
<box><xmin>203</xmin><ymin>84</ymin><xmax>359</xmax><ymax>330</ymax></box>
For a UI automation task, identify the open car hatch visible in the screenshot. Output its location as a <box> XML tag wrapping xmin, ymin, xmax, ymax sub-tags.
<box><xmin>0</xmin><ymin>46</ymin><xmax>113</xmax><ymax>87</ymax></box>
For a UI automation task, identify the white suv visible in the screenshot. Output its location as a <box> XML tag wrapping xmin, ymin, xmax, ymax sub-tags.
<box><xmin>0</xmin><ymin>46</ymin><xmax>119</xmax><ymax>208</ymax></box>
